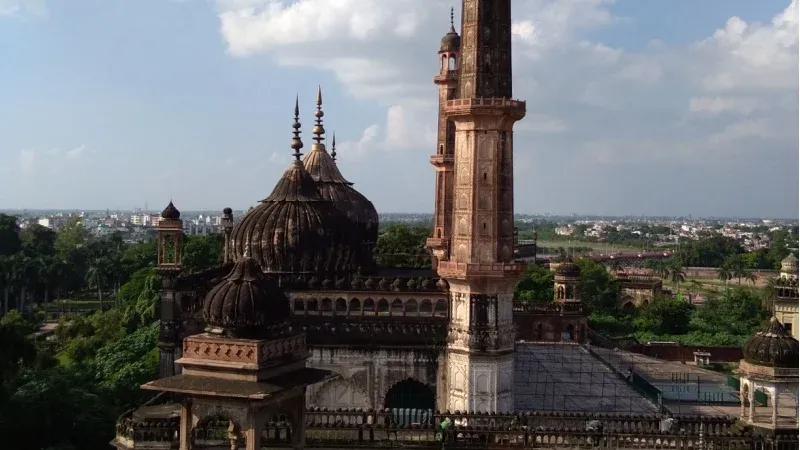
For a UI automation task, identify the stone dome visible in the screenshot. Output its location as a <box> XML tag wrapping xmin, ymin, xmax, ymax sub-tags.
<box><xmin>440</xmin><ymin>26</ymin><xmax>461</xmax><ymax>52</ymax></box>
<box><xmin>742</xmin><ymin>317</ymin><xmax>799</xmax><ymax>368</ymax></box>
<box><xmin>229</xmin><ymin>100</ymin><xmax>357</xmax><ymax>275</ymax></box>
<box><xmin>303</xmin><ymin>142</ymin><xmax>379</xmax><ymax>265</ymax></box>
<box><xmin>229</xmin><ymin>159</ymin><xmax>357</xmax><ymax>275</ymax></box>
<box><xmin>202</xmin><ymin>255</ymin><xmax>289</xmax><ymax>337</ymax></box>
<box><xmin>781</xmin><ymin>253</ymin><xmax>798</xmax><ymax>274</ymax></box>
<box><xmin>160</xmin><ymin>201</ymin><xmax>180</xmax><ymax>219</ymax></box>
<box><xmin>554</xmin><ymin>258</ymin><xmax>581</xmax><ymax>277</ymax></box>
<box><xmin>301</xmin><ymin>88</ymin><xmax>379</xmax><ymax>267</ymax></box>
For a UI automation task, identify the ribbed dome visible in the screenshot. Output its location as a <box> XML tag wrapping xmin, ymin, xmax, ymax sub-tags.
<box><xmin>229</xmin><ymin>98</ymin><xmax>357</xmax><ymax>275</ymax></box>
<box><xmin>554</xmin><ymin>259</ymin><xmax>581</xmax><ymax>277</ymax></box>
<box><xmin>303</xmin><ymin>145</ymin><xmax>379</xmax><ymax>265</ymax></box>
<box><xmin>441</xmin><ymin>28</ymin><xmax>460</xmax><ymax>52</ymax></box>
<box><xmin>301</xmin><ymin>88</ymin><xmax>379</xmax><ymax>267</ymax></box>
<box><xmin>230</xmin><ymin>160</ymin><xmax>357</xmax><ymax>275</ymax></box>
<box><xmin>160</xmin><ymin>201</ymin><xmax>180</xmax><ymax>219</ymax></box>
<box><xmin>742</xmin><ymin>317</ymin><xmax>799</xmax><ymax>368</ymax></box>
<box><xmin>781</xmin><ymin>253</ymin><xmax>798</xmax><ymax>274</ymax></box>
<box><xmin>202</xmin><ymin>256</ymin><xmax>288</xmax><ymax>337</ymax></box>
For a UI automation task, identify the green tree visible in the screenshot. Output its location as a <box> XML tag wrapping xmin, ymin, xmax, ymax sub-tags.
<box><xmin>374</xmin><ymin>224</ymin><xmax>431</xmax><ymax>269</ymax></box>
<box><xmin>515</xmin><ymin>263</ymin><xmax>554</xmax><ymax>303</ymax></box>
<box><xmin>576</xmin><ymin>259</ymin><xmax>618</xmax><ymax>313</ymax></box>
<box><xmin>181</xmin><ymin>233</ymin><xmax>224</xmax><ymax>274</ymax></box>
<box><xmin>20</xmin><ymin>224</ymin><xmax>57</xmax><ymax>257</ymax></box>
<box><xmin>0</xmin><ymin>214</ymin><xmax>21</xmax><ymax>257</ymax></box>
<box><xmin>634</xmin><ymin>294</ymin><xmax>693</xmax><ymax>335</ymax></box>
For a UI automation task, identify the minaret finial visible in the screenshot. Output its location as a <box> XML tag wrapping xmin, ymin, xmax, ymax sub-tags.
<box><xmin>450</xmin><ymin>6</ymin><xmax>455</xmax><ymax>30</ymax></box>
<box><xmin>331</xmin><ymin>132</ymin><xmax>337</xmax><ymax>163</ymax></box>
<box><xmin>312</xmin><ymin>86</ymin><xmax>325</xmax><ymax>145</ymax></box>
<box><xmin>290</xmin><ymin>95</ymin><xmax>303</xmax><ymax>161</ymax></box>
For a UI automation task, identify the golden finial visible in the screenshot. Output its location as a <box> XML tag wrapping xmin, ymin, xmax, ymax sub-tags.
<box><xmin>312</xmin><ymin>85</ymin><xmax>325</xmax><ymax>145</ymax></box>
<box><xmin>290</xmin><ymin>95</ymin><xmax>303</xmax><ymax>161</ymax></box>
<box><xmin>331</xmin><ymin>132</ymin><xmax>337</xmax><ymax>163</ymax></box>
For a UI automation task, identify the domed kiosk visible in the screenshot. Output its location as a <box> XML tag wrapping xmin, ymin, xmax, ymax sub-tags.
<box><xmin>737</xmin><ymin>317</ymin><xmax>799</xmax><ymax>430</ymax></box>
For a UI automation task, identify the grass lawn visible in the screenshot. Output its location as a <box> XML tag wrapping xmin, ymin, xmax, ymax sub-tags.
<box><xmin>535</xmin><ymin>240</ymin><xmax>643</xmax><ymax>253</ymax></box>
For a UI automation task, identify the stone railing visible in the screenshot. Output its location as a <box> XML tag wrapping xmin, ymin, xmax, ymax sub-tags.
<box><xmin>116</xmin><ymin>405</ymin><xmax>772</xmax><ymax>450</ymax></box>
<box><xmin>512</xmin><ymin>301</ymin><xmax>585</xmax><ymax>315</ymax></box>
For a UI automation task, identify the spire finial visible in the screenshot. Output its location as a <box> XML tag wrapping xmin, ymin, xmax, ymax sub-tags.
<box><xmin>331</xmin><ymin>132</ymin><xmax>337</xmax><ymax>163</ymax></box>
<box><xmin>450</xmin><ymin>6</ymin><xmax>455</xmax><ymax>30</ymax></box>
<box><xmin>312</xmin><ymin>86</ymin><xmax>325</xmax><ymax>145</ymax></box>
<box><xmin>290</xmin><ymin>95</ymin><xmax>303</xmax><ymax>161</ymax></box>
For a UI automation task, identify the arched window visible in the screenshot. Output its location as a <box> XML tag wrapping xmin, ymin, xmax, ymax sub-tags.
<box><xmin>448</xmin><ymin>55</ymin><xmax>456</xmax><ymax>71</ymax></box>
<box><xmin>335</xmin><ymin>298</ymin><xmax>347</xmax><ymax>314</ymax></box>
<box><xmin>377</xmin><ymin>298</ymin><xmax>390</xmax><ymax>314</ymax></box>
<box><xmin>434</xmin><ymin>299</ymin><xmax>448</xmax><ymax>317</ymax></box>
<box><xmin>321</xmin><ymin>298</ymin><xmax>333</xmax><ymax>314</ymax></box>
<box><xmin>292</xmin><ymin>299</ymin><xmax>305</xmax><ymax>314</ymax></box>
<box><xmin>405</xmin><ymin>299</ymin><xmax>418</xmax><ymax>315</ymax></box>
<box><xmin>391</xmin><ymin>299</ymin><xmax>404</xmax><ymax>316</ymax></box>
<box><xmin>420</xmin><ymin>299</ymin><xmax>433</xmax><ymax>315</ymax></box>
<box><xmin>441</xmin><ymin>55</ymin><xmax>447</xmax><ymax>71</ymax></box>
<box><xmin>363</xmin><ymin>298</ymin><xmax>375</xmax><ymax>313</ymax></box>
<box><xmin>349</xmin><ymin>298</ymin><xmax>361</xmax><ymax>314</ymax></box>
<box><xmin>307</xmin><ymin>299</ymin><xmax>319</xmax><ymax>312</ymax></box>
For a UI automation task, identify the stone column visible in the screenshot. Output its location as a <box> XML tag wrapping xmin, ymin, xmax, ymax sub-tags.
<box><xmin>739</xmin><ymin>383</ymin><xmax>745</xmax><ymax>418</ymax></box>
<box><xmin>748</xmin><ymin>386</ymin><xmax>755</xmax><ymax>422</ymax></box>
<box><xmin>179</xmin><ymin>400</ymin><xmax>193</xmax><ymax>450</ymax></box>
<box><xmin>772</xmin><ymin>390</ymin><xmax>778</xmax><ymax>428</ymax></box>
<box><xmin>292</xmin><ymin>395</ymin><xmax>307</xmax><ymax>450</ymax></box>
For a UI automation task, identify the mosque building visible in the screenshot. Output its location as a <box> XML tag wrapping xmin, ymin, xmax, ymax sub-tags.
<box><xmin>112</xmin><ymin>1</ymin><xmax>798</xmax><ymax>448</ymax></box>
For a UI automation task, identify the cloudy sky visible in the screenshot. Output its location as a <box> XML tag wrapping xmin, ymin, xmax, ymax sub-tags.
<box><xmin>0</xmin><ymin>0</ymin><xmax>797</xmax><ymax>218</ymax></box>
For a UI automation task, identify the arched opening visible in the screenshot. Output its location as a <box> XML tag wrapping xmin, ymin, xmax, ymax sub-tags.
<box><xmin>348</xmin><ymin>298</ymin><xmax>361</xmax><ymax>314</ymax></box>
<box><xmin>384</xmin><ymin>378</ymin><xmax>436</xmax><ymax>414</ymax></box>
<box><xmin>536</xmin><ymin>323</ymin><xmax>543</xmax><ymax>341</ymax></box>
<box><xmin>363</xmin><ymin>298</ymin><xmax>375</xmax><ymax>314</ymax></box>
<box><xmin>441</xmin><ymin>55</ymin><xmax>447</xmax><ymax>71</ymax></box>
<box><xmin>321</xmin><ymin>298</ymin><xmax>333</xmax><ymax>314</ymax></box>
<box><xmin>405</xmin><ymin>299</ymin><xmax>418</xmax><ymax>315</ymax></box>
<box><xmin>391</xmin><ymin>299</ymin><xmax>404</xmax><ymax>316</ymax></box>
<box><xmin>377</xmin><ymin>298</ymin><xmax>389</xmax><ymax>314</ymax></box>
<box><xmin>434</xmin><ymin>299</ymin><xmax>448</xmax><ymax>317</ymax></box>
<box><xmin>335</xmin><ymin>298</ymin><xmax>347</xmax><ymax>314</ymax></box>
<box><xmin>556</xmin><ymin>285</ymin><xmax>565</xmax><ymax>300</ymax></box>
<box><xmin>621</xmin><ymin>300</ymin><xmax>635</xmax><ymax>314</ymax></box>
<box><xmin>448</xmin><ymin>55</ymin><xmax>456</xmax><ymax>71</ymax></box>
<box><xmin>307</xmin><ymin>299</ymin><xmax>319</xmax><ymax>312</ymax></box>
<box><xmin>292</xmin><ymin>299</ymin><xmax>305</xmax><ymax>314</ymax></box>
<box><xmin>420</xmin><ymin>299</ymin><xmax>433</xmax><ymax>315</ymax></box>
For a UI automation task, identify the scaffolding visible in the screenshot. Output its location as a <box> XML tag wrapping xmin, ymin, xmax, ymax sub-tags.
<box><xmin>513</xmin><ymin>343</ymin><xmax>658</xmax><ymax>414</ymax></box>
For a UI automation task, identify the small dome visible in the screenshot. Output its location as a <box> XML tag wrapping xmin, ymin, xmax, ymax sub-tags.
<box><xmin>223</xmin><ymin>207</ymin><xmax>233</xmax><ymax>215</ymax></box>
<box><xmin>554</xmin><ymin>259</ymin><xmax>581</xmax><ymax>277</ymax></box>
<box><xmin>781</xmin><ymin>253</ymin><xmax>798</xmax><ymax>273</ymax></box>
<box><xmin>160</xmin><ymin>201</ymin><xmax>180</xmax><ymax>219</ymax></box>
<box><xmin>440</xmin><ymin>27</ymin><xmax>461</xmax><ymax>52</ymax></box>
<box><xmin>742</xmin><ymin>317</ymin><xmax>799</xmax><ymax>368</ymax></box>
<box><xmin>202</xmin><ymin>256</ymin><xmax>289</xmax><ymax>337</ymax></box>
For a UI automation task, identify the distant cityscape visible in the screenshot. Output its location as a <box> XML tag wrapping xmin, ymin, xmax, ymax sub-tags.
<box><xmin>2</xmin><ymin>208</ymin><xmax>796</xmax><ymax>253</ymax></box>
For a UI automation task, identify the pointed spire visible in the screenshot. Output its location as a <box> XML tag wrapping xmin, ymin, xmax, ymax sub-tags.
<box><xmin>312</xmin><ymin>86</ymin><xmax>325</xmax><ymax>145</ymax></box>
<box><xmin>290</xmin><ymin>95</ymin><xmax>303</xmax><ymax>161</ymax></box>
<box><xmin>450</xmin><ymin>6</ymin><xmax>455</xmax><ymax>31</ymax></box>
<box><xmin>331</xmin><ymin>132</ymin><xmax>337</xmax><ymax>163</ymax></box>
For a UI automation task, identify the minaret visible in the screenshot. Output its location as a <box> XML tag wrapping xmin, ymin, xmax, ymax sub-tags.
<box><xmin>427</xmin><ymin>7</ymin><xmax>461</xmax><ymax>270</ymax></box>
<box><xmin>436</xmin><ymin>0</ymin><xmax>526</xmax><ymax>413</ymax></box>
<box><xmin>156</xmin><ymin>200</ymin><xmax>183</xmax><ymax>378</ymax></box>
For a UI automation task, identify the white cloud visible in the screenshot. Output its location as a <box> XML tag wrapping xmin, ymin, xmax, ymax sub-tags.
<box><xmin>213</xmin><ymin>0</ymin><xmax>798</xmax><ymax>215</ymax></box>
<box><xmin>0</xmin><ymin>0</ymin><xmax>47</xmax><ymax>18</ymax></box>
<box><xmin>15</xmin><ymin>145</ymin><xmax>87</xmax><ymax>176</ymax></box>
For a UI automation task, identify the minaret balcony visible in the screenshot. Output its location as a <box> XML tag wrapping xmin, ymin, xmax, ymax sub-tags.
<box><xmin>437</xmin><ymin>261</ymin><xmax>527</xmax><ymax>281</ymax></box>
<box><xmin>429</xmin><ymin>154</ymin><xmax>454</xmax><ymax>167</ymax></box>
<box><xmin>444</xmin><ymin>98</ymin><xmax>526</xmax><ymax>121</ymax></box>
<box><xmin>434</xmin><ymin>72</ymin><xmax>459</xmax><ymax>84</ymax></box>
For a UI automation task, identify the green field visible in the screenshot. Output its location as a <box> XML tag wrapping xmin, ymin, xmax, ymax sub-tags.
<box><xmin>534</xmin><ymin>240</ymin><xmax>643</xmax><ymax>253</ymax></box>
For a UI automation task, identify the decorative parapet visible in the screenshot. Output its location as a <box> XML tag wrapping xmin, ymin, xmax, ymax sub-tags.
<box><xmin>738</xmin><ymin>360</ymin><xmax>799</xmax><ymax>379</ymax></box>
<box><xmin>512</xmin><ymin>301</ymin><xmax>585</xmax><ymax>315</ymax></box>
<box><xmin>437</xmin><ymin>261</ymin><xmax>527</xmax><ymax>280</ymax></box>
<box><xmin>181</xmin><ymin>333</ymin><xmax>306</xmax><ymax>368</ymax></box>
<box><xmin>113</xmin><ymin>409</ymin><xmax>179</xmax><ymax>449</ymax></box>
<box><xmin>443</xmin><ymin>97</ymin><xmax>527</xmax><ymax>120</ymax></box>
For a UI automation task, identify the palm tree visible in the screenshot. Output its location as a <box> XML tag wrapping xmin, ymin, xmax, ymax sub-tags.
<box><xmin>743</xmin><ymin>271</ymin><xmax>757</xmax><ymax>286</ymax></box>
<box><xmin>668</xmin><ymin>261</ymin><xmax>686</xmax><ymax>295</ymax></box>
<box><xmin>761</xmin><ymin>277</ymin><xmax>778</xmax><ymax>313</ymax></box>
<box><xmin>85</xmin><ymin>262</ymin><xmax>109</xmax><ymax>311</ymax></box>
<box><xmin>717</xmin><ymin>266</ymin><xmax>733</xmax><ymax>292</ymax></box>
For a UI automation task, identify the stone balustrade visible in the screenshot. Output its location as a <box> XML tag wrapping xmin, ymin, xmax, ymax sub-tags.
<box><xmin>512</xmin><ymin>301</ymin><xmax>585</xmax><ymax>315</ymax></box>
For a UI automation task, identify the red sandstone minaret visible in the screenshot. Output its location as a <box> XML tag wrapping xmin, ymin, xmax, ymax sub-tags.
<box><xmin>436</xmin><ymin>0</ymin><xmax>527</xmax><ymax>413</ymax></box>
<box><xmin>427</xmin><ymin>7</ymin><xmax>461</xmax><ymax>270</ymax></box>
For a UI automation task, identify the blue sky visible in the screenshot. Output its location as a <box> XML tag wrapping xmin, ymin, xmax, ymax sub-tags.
<box><xmin>0</xmin><ymin>0</ymin><xmax>797</xmax><ymax>218</ymax></box>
